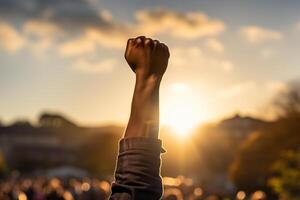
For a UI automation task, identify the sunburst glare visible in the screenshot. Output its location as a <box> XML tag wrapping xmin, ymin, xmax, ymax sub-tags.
<box><xmin>161</xmin><ymin>83</ymin><xmax>208</xmax><ymax>137</ymax></box>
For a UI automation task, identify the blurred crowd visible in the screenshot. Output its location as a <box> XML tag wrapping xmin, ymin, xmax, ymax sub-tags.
<box><xmin>0</xmin><ymin>176</ymin><xmax>110</xmax><ymax>200</ymax></box>
<box><xmin>0</xmin><ymin>176</ymin><xmax>268</xmax><ymax>200</ymax></box>
<box><xmin>162</xmin><ymin>176</ymin><xmax>267</xmax><ymax>200</ymax></box>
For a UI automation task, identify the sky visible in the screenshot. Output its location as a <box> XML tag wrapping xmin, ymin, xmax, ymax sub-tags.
<box><xmin>1</xmin><ymin>0</ymin><xmax>300</xmax><ymax>127</ymax></box>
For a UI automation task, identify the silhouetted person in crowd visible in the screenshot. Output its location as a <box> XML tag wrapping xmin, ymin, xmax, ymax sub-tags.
<box><xmin>109</xmin><ymin>36</ymin><xmax>170</xmax><ymax>200</ymax></box>
<box><xmin>204</xmin><ymin>194</ymin><xmax>222</xmax><ymax>200</ymax></box>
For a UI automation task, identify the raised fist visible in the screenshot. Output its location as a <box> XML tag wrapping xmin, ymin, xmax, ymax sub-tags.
<box><xmin>125</xmin><ymin>36</ymin><xmax>170</xmax><ymax>79</ymax></box>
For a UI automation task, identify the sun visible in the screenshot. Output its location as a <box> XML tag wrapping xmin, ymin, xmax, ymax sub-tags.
<box><xmin>161</xmin><ymin>83</ymin><xmax>207</xmax><ymax>137</ymax></box>
<box><xmin>163</xmin><ymin>106</ymin><xmax>199</xmax><ymax>137</ymax></box>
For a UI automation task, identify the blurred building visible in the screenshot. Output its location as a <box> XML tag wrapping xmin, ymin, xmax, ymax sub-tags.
<box><xmin>0</xmin><ymin>113</ymin><xmax>122</xmax><ymax>174</ymax></box>
<box><xmin>219</xmin><ymin>114</ymin><xmax>267</xmax><ymax>138</ymax></box>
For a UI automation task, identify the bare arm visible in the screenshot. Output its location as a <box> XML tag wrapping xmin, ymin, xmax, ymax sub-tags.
<box><xmin>110</xmin><ymin>36</ymin><xmax>170</xmax><ymax>200</ymax></box>
<box><xmin>125</xmin><ymin>36</ymin><xmax>169</xmax><ymax>139</ymax></box>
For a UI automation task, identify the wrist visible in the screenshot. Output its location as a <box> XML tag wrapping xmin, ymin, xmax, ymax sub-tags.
<box><xmin>135</xmin><ymin>74</ymin><xmax>162</xmax><ymax>91</ymax></box>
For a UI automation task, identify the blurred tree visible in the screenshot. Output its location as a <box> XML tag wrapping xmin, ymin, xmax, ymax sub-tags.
<box><xmin>268</xmin><ymin>150</ymin><xmax>300</xmax><ymax>200</ymax></box>
<box><xmin>191</xmin><ymin>115</ymin><xmax>265</xmax><ymax>193</ymax></box>
<box><xmin>0</xmin><ymin>150</ymin><xmax>8</xmax><ymax>176</ymax></box>
<box><xmin>273</xmin><ymin>81</ymin><xmax>300</xmax><ymax>118</ymax></box>
<box><xmin>230</xmin><ymin>81</ymin><xmax>300</xmax><ymax>193</ymax></box>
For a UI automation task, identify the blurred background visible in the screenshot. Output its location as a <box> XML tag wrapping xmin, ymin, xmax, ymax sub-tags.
<box><xmin>1</xmin><ymin>0</ymin><xmax>300</xmax><ymax>200</ymax></box>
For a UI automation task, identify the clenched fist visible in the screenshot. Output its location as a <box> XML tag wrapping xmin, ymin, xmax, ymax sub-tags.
<box><xmin>125</xmin><ymin>36</ymin><xmax>170</xmax><ymax>79</ymax></box>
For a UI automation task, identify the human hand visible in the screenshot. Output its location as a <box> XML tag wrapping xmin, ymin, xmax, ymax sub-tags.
<box><xmin>125</xmin><ymin>36</ymin><xmax>170</xmax><ymax>81</ymax></box>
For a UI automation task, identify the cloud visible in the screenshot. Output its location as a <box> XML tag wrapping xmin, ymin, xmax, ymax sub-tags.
<box><xmin>0</xmin><ymin>0</ymin><xmax>127</xmax><ymax>33</ymax></box>
<box><xmin>99</xmin><ymin>9</ymin><xmax>113</xmax><ymax>22</ymax></box>
<box><xmin>0</xmin><ymin>0</ymin><xmax>111</xmax><ymax>30</ymax></box>
<box><xmin>219</xmin><ymin>80</ymin><xmax>288</xmax><ymax>102</ymax></box>
<box><xmin>296</xmin><ymin>21</ymin><xmax>300</xmax><ymax>29</ymax></box>
<box><xmin>73</xmin><ymin>58</ymin><xmax>117</xmax><ymax>73</ymax></box>
<box><xmin>219</xmin><ymin>60</ymin><xmax>234</xmax><ymax>72</ymax></box>
<box><xmin>23</xmin><ymin>20</ymin><xmax>65</xmax><ymax>54</ymax></box>
<box><xmin>0</xmin><ymin>1</ymin><xmax>226</xmax><ymax>58</ymax></box>
<box><xmin>171</xmin><ymin>47</ymin><xmax>203</xmax><ymax>67</ymax></box>
<box><xmin>265</xmin><ymin>80</ymin><xmax>288</xmax><ymax>94</ymax></box>
<box><xmin>0</xmin><ymin>1</ymin><xmax>231</xmax><ymax>77</ymax></box>
<box><xmin>171</xmin><ymin>46</ymin><xmax>233</xmax><ymax>72</ymax></box>
<box><xmin>20</xmin><ymin>10</ymin><xmax>132</xmax><ymax>55</ymax></box>
<box><xmin>0</xmin><ymin>0</ymin><xmax>132</xmax><ymax>52</ymax></box>
<box><xmin>219</xmin><ymin>81</ymin><xmax>256</xmax><ymax>99</ymax></box>
<box><xmin>260</xmin><ymin>47</ymin><xmax>274</xmax><ymax>58</ymax></box>
<box><xmin>205</xmin><ymin>38</ymin><xmax>224</xmax><ymax>53</ymax></box>
<box><xmin>57</xmin><ymin>7</ymin><xmax>226</xmax><ymax>56</ymax></box>
<box><xmin>76</xmin><ymin>26</ymin><xmax>131</xmax><ymax>49</ymax></box>
<box><xmin>0</xmin><ymin>21</ymin><xmax>26</xmax><ymax>52</ymax></box>
<box><xmin>239</xmin><ymin>26</ymin><xmax>282</xmax><ymax>44</ymax></box>
<box><xmin>58</xmin><ymin>35</ymin><xmax>96</xmax><ymax>56</ymax></box>
<box><xmin>58</xmin><ymin>27</ymin><xmax>131</xmax><ymax>56</ymax></box>
<box><xmin>136</xmin><ymin>8</ymin><xmax>225</xmax><ymax>39</ymax></box>
<box><xmin>24</xmin><ymin>20</ymin><xmax>63</xmax><ymax>37</ymax></box>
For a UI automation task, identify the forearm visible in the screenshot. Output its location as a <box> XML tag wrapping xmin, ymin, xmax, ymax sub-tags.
<box><xmin>110</xmin><ymin>36</ymin><xmax>168</xmax><ymax>200</ymax></box>
<box><xmin>125</xmin><ymin>75</ymin><xmax>161</xmax><ymax>138</ymax></box>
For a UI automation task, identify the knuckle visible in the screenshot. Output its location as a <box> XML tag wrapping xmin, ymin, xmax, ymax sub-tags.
<box><xmin>161</xmin><ymin>43</ymin><xmax>168</xmax><ymax>49</ymax></box>
<box><xmin>136</xmin><ymin>38</ymin><xmax>142</xmax><ymax>43</ymax></box>
<box><xmin>135</xmin><ymin>36</ymin><xmax>145</xmax><ymax>42</ymax></box>
<box><xmin>144</xmin><ymin>38</ymin><xmax>153</xmax><ymax>46</ymax></box>
<box><xmin>153</xmin><ymin>40</ymin><xmax>159</xmax><ymax>48</ymax></box>
<box><xmin>127</xmin><ymin>38</ymin><xmax>134</xmax><ymax>48</ymax></box>
<box><xmin>127</xmin><ymin>38</ymin><xmax>134</xmax><ymax>44</ymax></box>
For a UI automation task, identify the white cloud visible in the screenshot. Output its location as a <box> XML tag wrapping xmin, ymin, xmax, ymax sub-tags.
<box><xmin>57</xmin><ymin>8</ymin><xmax>226</xmax><ymax>57</ymax></box>
<box><xmin>18</xmin><ymin>8</ymin><xmax>132</xmax><ymax>55</ymax></box>
<box><xmin>265</xmin><ymin>80</ymin><xmax>288</xmax><ymax>94</ymax></box>
<box><xmin>136</xmin><ymin>8</ymin><xmax>225</xmax><ymax>39</ymax></box>
<box><xmin>219</xmin><ymin>80</ymin><xmax>288</xmax><ymax>103</ymax></box>
<box><xmin>239</xmin><ymin>26</ymin><xmax>282</xmax><ymax>44</ymax></box>
<box><xmin>0</xmin><ymin>22</ymin><xmax>26</xmax><ymax>52</ymax></box>
<box><xmin>0</xmin><ymin>7</ymin><xmax>227</xmax><ymax>57</ymax></box>
<box><xmin>171</xmin><ymin>47</ymin><xmax>203</xmax><ymax>67</ymax></box>
<box><xmin>219</xmin><ymin>81</ymin><xmax>256</xmax><ymax>99</ymax></box>
<box><xmin>58</xmin><ymin>36</ymin><xmax>96</xmax><ymax>56</ymax></box>
<box><xmin>219</xmin><ymin>60</ymin><xmax>234</xmax><ymax>72</ymax></box>
<box><xmin>22</xmin><ymin>10</ymin><xmax>132</xmax><ymax>56</ymax></box>
<box><xmin>296</xmin><ymin>21</ymin><xmax>300</xmax><ymax>30</ymax></box>
<box><xmin>260</xmin><ymin>47</ymin><xmax>274</xmax><ymax>58</ymax></box>
<box><xmin>58</xmin><ymin>27</ymin><xmax>131</xmax><ymax>56</ymax></box>
<box><xmin>73</xmin><ymin>58</ymin><xmax>117</xmax><ymax>73</ymax></box>
<box><xmin>23</xmin><ymin>20</ymin><xmax>64</xmax><ymax>54</ymax></box>
<box><xmin>24</xmin><ymin>20</ymin><xmax>63</xmax><ymax>38</ymax></box>
<box><xmin>99</xmin><ymin>9</ymin><xmax>113</xmax><ymax>22</ymax></box>
<box><xmin>171</xmin><ymin>46</ymin><xmax>233</xmax><ymax>72</ymax></box>
<box><xmin>83</xmin><ymin>27</ymin><xmax>131</xmax><ymax>48</ymax></box>
<box><xmin>205</xmin><ymin>38</ymin><xmax>224</xmax><ymax>53</ymax></box>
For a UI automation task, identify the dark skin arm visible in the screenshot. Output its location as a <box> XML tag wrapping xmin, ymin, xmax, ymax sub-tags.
<box><xmin>109</xmin><ymin>36</ymin><xmax>170</xmax><ymax>200</ymax></box>
<box><xmin>124</xmin><ymin>36</ymin><xmax>170</xmax><ymax>139</ymax></box>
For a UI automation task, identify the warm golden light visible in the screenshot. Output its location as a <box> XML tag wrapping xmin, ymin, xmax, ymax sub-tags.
<box><xmin>18</xmin><ymin>193</ymin><xmax>27</xmax><ymax>200</ymax></box>
<box><xmin>163</xmin><ymin>106</ymin><xmax>198</xmax><ymax>136</ymax></box>
<box><xmin>236</xmin><ymin>191</ymin><xmax>246</xmax><ymax>200</ymax></box>
<box><xmin>81</xmin><ymin>182</ymin><xmax>91</xmax><ymax>191</ymax></box>
<box><xmin>161</xmin><ymin>83</ymin><xmax>207</xmax><ymax>137</ymax></box>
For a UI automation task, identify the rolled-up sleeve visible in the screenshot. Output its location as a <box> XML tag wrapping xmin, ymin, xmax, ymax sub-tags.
<box><xmin>109</xmin><ymin>137</ymin><xmax>164</xmax><ymax>200</ymax></box>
